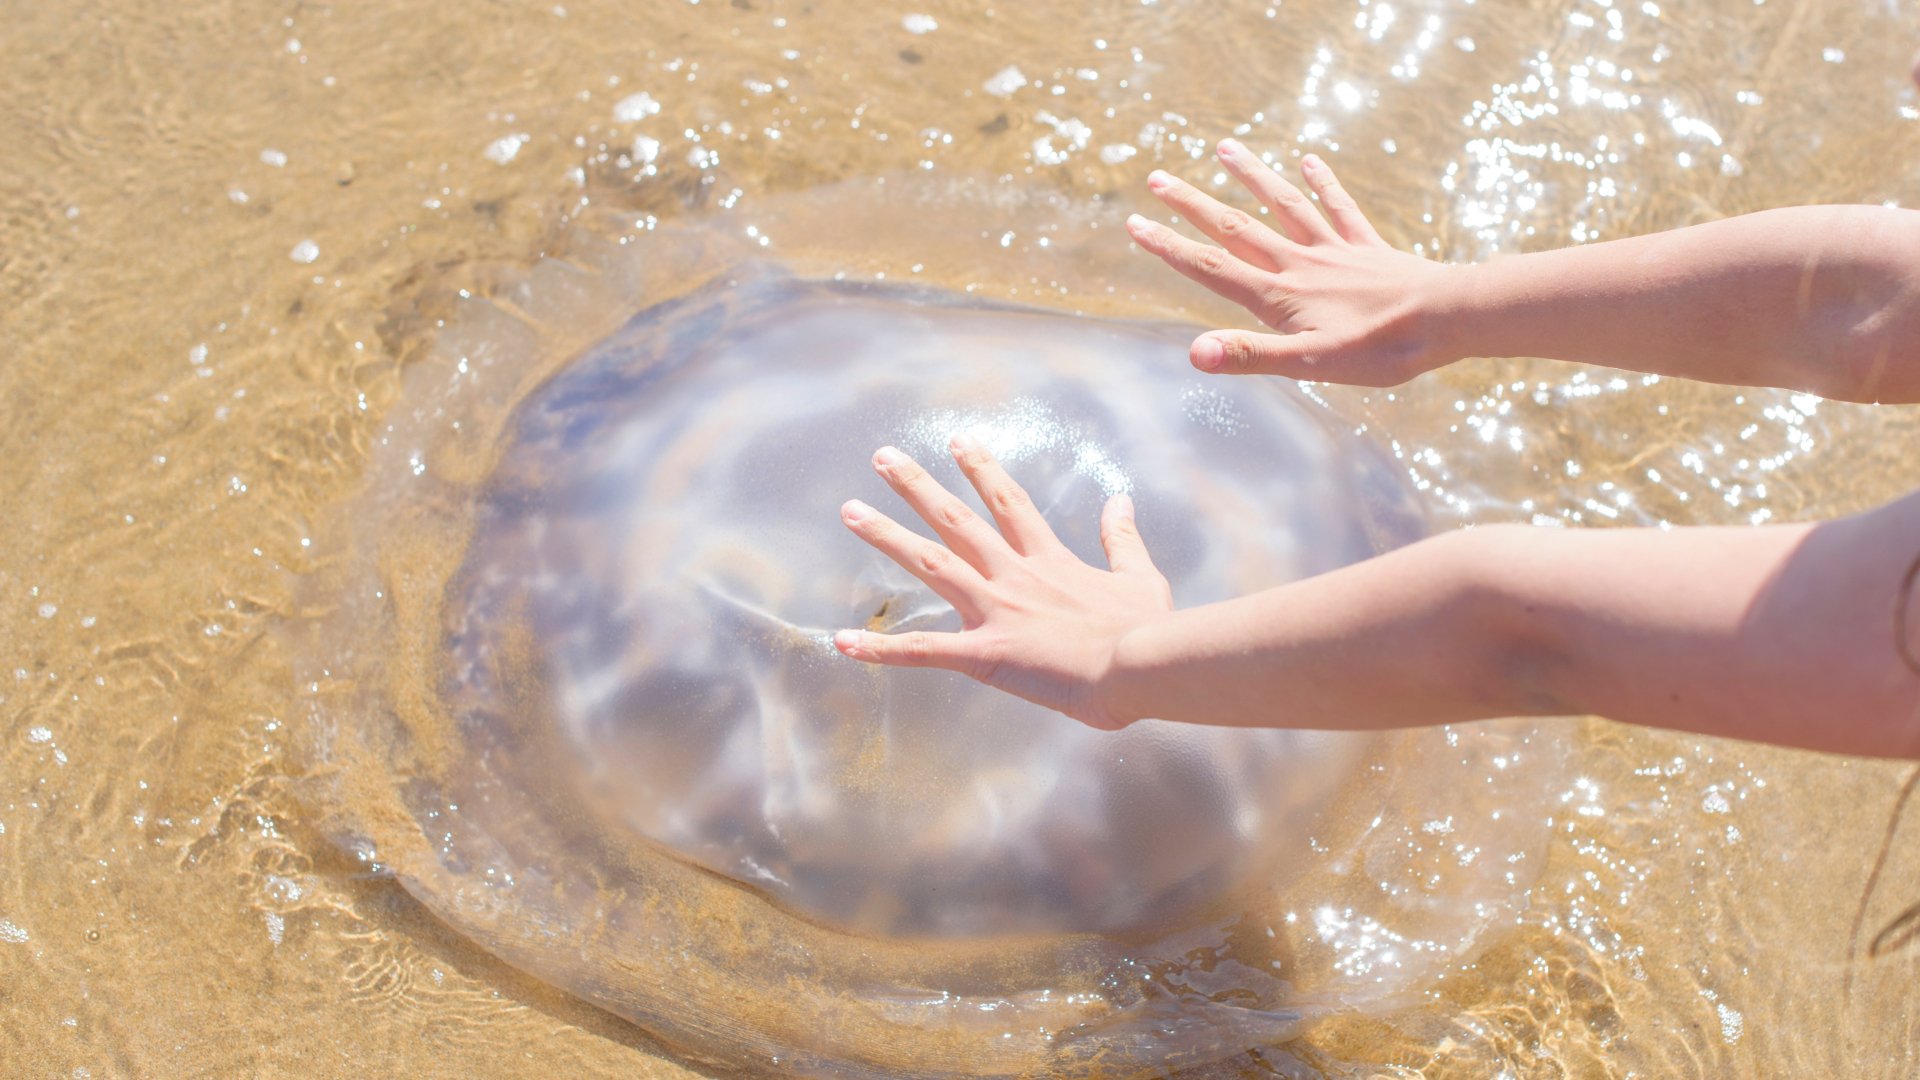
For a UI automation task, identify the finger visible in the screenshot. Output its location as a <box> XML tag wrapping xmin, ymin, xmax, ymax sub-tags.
<box><xmin>872</xmin><ymin>446</ymin><xmax>1011</xmax><ymax>572</ymax></box>
<box><xmin>842</xmin><ymin>499</ymin><xmax>988</xmax><ymax>622</ymax></box>
<box><xmin>1098</xmin><ymin>493</ymin><xmax>1157</xmax><ymax>576</ymax></box>
<box><xmin>1300</xmin><ymin>154</ymin><xmax>1386</xmax><ymax>247</ymax></box>
<box><xmin>1189</xmin><ymin>329</ymin><xmax>1352</xmax><ymax>380</ymax></box>
<box><xmin>947</xmin><ymin>434</ymin><xmax>1065</xmax><ymax>557</ymax></box>
<box><xmin>1125</xmin><ymin>214</ymin><xmax>1276</xmax><ymax>314</ymax></box>
<box><xmin>1215</xmin><ymin>138</ymin><xmax>1337</xmax><ymax>246</ymax></box>
<box><xmin>834</xmin><ymin>628</ymin><xmax>980</xmax><ymax>673</ymax></box>
<box><xmin>1146</xmin><ymin>170</ymin><xmax>1291</xmax><ymax>271</ymax></box>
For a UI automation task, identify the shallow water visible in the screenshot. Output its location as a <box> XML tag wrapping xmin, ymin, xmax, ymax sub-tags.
<box><xmin>7</xmin><ymin>0</ymin><xmax>1920</xmax><ymax>1075</ymax></box>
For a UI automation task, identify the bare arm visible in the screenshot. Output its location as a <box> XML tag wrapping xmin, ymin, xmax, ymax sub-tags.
<box><xmin>830</xmin><ymin>146</ymin><xmax>1920</xmax><ymax>758</ymax></box>
<box><xmin>1126</xmin><ymin>140</ymin><xmax>1920</xmax><ymax>403</ymax></box>
<box><xmin>834</xmin><ymin>441</ymin><xmax>1920</xmax><ymax>759</ymax></box>
<box><xmin>1105</xmin><ymin>492</ymin><xmax>1920</xmax><ymax>758</ymax></box>
<box><xmin>1452</xmin><ymin>206</ymin><xmax>1920</xmax><ymax>402</ymax></box>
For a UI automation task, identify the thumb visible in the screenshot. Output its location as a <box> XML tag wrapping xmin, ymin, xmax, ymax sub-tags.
<box><xmin>1099</xmin><ymin>493</ymin><xmax>1156</xmax><ymax>576</ymax></box>
<box><xmin>1191</xmin><ymin>330</ymin><xmax>1330</xmax><ymax>378</ymax></box>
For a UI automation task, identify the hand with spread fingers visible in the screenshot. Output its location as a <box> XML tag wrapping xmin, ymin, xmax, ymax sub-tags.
<box><xmin>828</xmin><ymin>131</ymin><xmax>1920</xmax><ymax>758</ymax></box>
<box><xmin>832</xmin><ymin>437</ymin><xmax>1174</xmax><ymax>731</ymax></box>
<box><xmin>1125</xmin><ymin>137</ymin><xmax>1457</xmax><ymax>386</ymax></box>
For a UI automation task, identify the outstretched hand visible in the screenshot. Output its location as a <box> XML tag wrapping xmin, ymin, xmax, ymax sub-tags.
<box><xmin>833</xmin><ymin>437</ymin><xmax>1173</xmax><ymax>730</ymax></box>
<box><xmin>834</xmin><ymin>146</ymin><xmax>1455</xmax><ymax>729</ymax></box>
<box><xmin>1126</xmin><ymin>138</ymin><xmax>1456</xmax><ymax>386</ymax></box>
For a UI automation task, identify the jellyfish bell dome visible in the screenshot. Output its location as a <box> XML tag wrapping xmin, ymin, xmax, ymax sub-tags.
<box><xmin>446</xmin><ymin>272</ymin><xmax>1407</xmax><ymax>940</ymax></box>
<box><xmin>293</xmin><ymin>182</ymin><xmax>1566</xmax><ymax>1076</ymax></box>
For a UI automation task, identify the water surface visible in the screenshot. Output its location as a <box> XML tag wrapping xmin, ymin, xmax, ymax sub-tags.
<box><xmin>6</xmin><ymin>0</ymin><xmax>1920</xmax><ymax>1075</ymax></box>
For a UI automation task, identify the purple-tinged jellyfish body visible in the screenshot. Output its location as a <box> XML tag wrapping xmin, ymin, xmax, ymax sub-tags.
<box><xmin>297</xmin><ymin>240</ymin><xmax>1563</xmax><ymax>1077</ymax></box>
<box><xmin>446</xmin><ymin>273</ymin><xmax>1416</xmax><ymax>940</ymax></box>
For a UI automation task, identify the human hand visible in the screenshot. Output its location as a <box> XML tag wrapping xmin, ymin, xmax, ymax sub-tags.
<box><xmin>832</xmin><ymin>437</ymin><xmax>1174</xmax><ymax>730</ymax></box>
<box><xmin>1125</xmin><ymin>138</ymin><xmax>1459</xmax><ymax>386</ymax></box>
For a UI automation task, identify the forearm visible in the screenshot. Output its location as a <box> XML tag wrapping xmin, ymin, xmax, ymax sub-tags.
<box><xmin>1109</xmin><ymin>501</ymin><xmax>1920</xmax><ymax>757</ymax></box>
<box><xmin>1435</xmin><ymin>206</ymin><xmax>1920</xmax><ymax>403</ymax></box>
<box><xmin>1105</xmin><ymin>529</ymin><xmax>1529</xmax><ymax>732</ymax></box>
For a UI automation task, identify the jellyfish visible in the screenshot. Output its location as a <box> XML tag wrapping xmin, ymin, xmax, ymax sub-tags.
<box><xmin>293</xmin><ymin>181</ymin><xmax>1567</xmax><ymax>1077</ymax></box>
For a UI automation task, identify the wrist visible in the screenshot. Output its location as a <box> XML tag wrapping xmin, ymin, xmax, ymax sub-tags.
<box><xmin>1091</xmin><ymin>615</ymin><xmax>1182</xmax><ymax>729</ymax></box>
<box><xmin>1414</xmin><ymin>259</ymin><xmax>1486</xmax><ymax>371</ymax></box>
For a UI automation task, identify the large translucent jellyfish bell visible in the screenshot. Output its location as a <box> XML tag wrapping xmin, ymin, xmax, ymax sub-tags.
<box><xmin>294</xmin><ymin>184</ymin><xmax>1566</xmax><ymax>1077</ymax></box>
<box><xmin>447</xmin><ymin>272</ymin><xmax>1412</xmax><ymax>940</ymax></box>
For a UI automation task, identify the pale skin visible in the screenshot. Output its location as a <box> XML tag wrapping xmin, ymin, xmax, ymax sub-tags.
<box><xmin>833</xmin><ymin>137</ymin><xmax>1920</xmax><ymax>760</ymax></box>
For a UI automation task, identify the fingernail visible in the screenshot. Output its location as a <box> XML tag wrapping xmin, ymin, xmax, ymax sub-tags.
<box><xmin>872</xmin><ymin>446</ymin><xmax>903</xmax><ymax>470</ymax></box>
<box><xmin>1302</xmin><ymin>153</ymin><xmax>1326</xmax><ymax>175</ymax></box>
<box><xmin>834</xmin><ymin>629</ymin><xmax>868</xmax><ymax>657</ymax></box>
<box><xmin>1126</xmin><ymin>212</ymin><xmax>1151</xmax><ymax>233</ymax></box>
<box><xmin>1219</xmin><ymin>137</ymin><xmax>1245</xmax><ymax>158</ymax></box>
<box><xmin>1192</xmin><ymin>336</ymin><xmax>1225</xmax><ymax>371</ymax></box>
<box><xmin>1111</xmin><ymin>492</ymin><xmax>1135</xmax><ymax>519</ymax></box>
<box><xmin>842</xmin><ymin>499</ymin><xmax>871</xmax><ymax>522</ymax></box>
<box><xmin>1147</xmin><ymin>169</ymin><xmax>1171</xmax><ymax>190</ymax></box>
<box><xmin>949</xmin><ymin>432</ymin><xmax>976</xmax><ymax>455</ymax></box>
